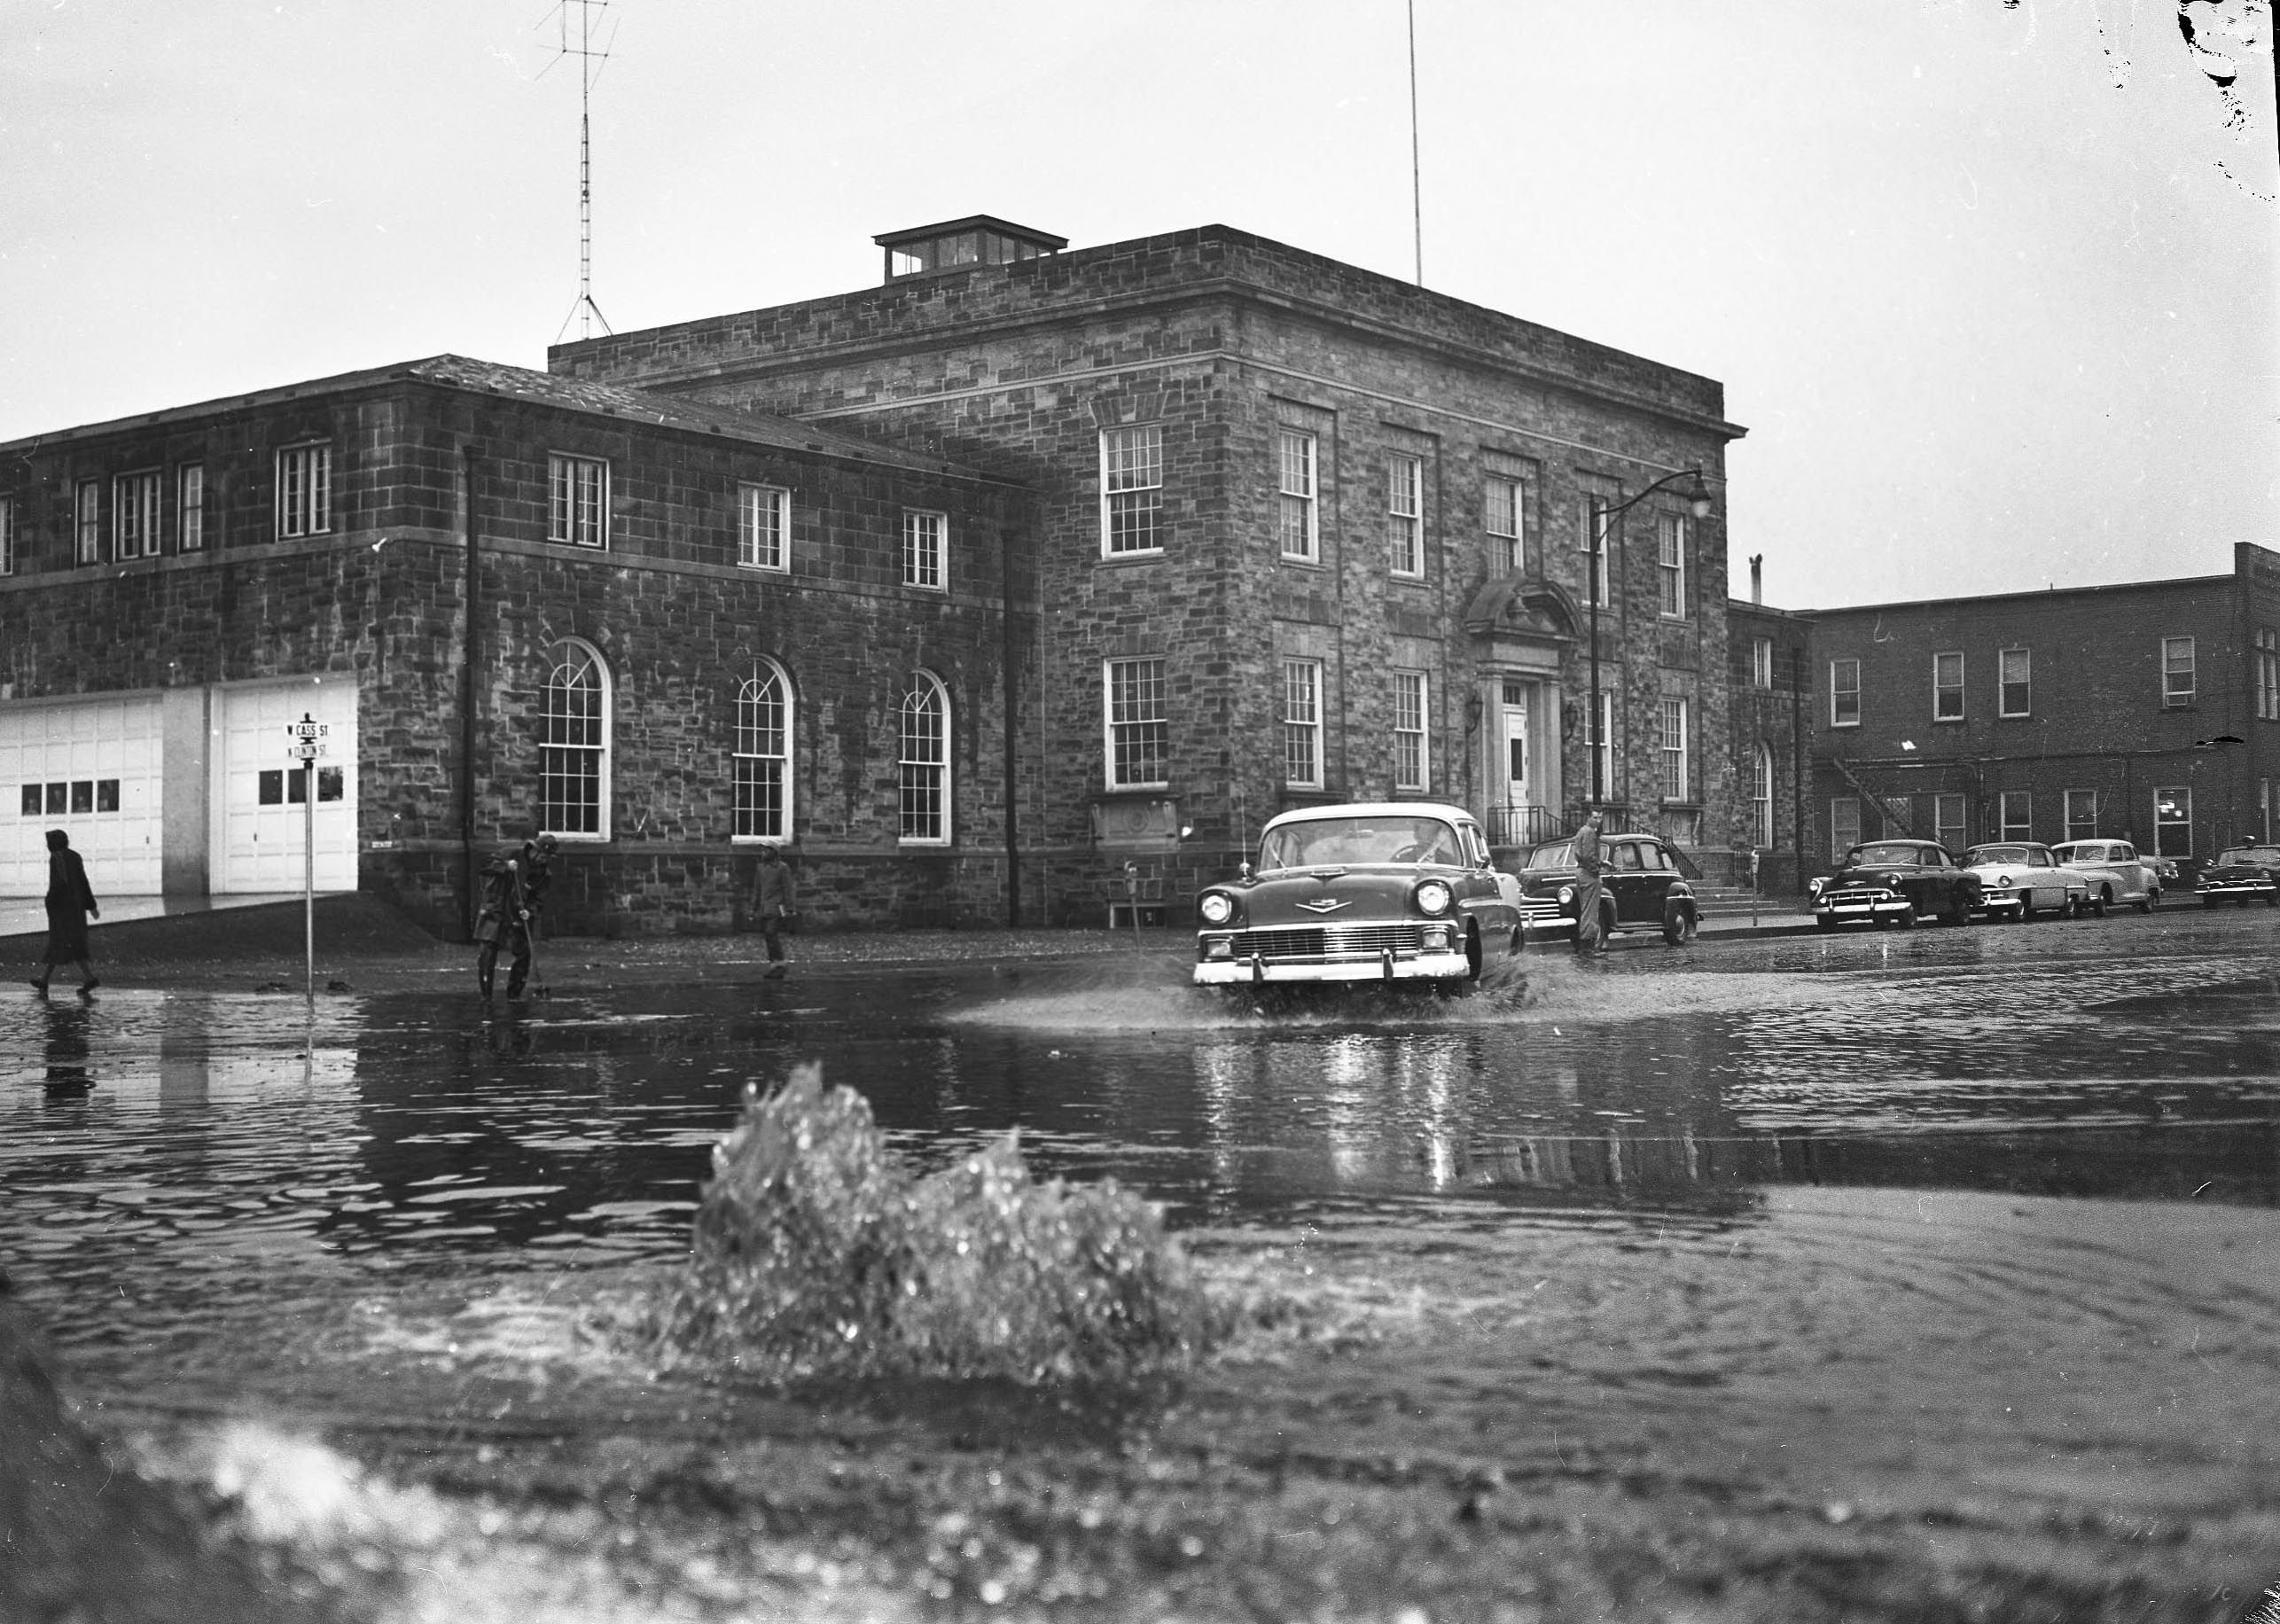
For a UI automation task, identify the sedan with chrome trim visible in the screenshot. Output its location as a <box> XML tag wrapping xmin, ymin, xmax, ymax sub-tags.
<box><xmin>1193</xmin><ymin>802</ymin><xmax>1520</xmax><ymax>987</ymax></box>
<box><xmin>1809</xmin><ymin>839</ymin><xmax>1981</xmax><ymax>930</ymax></box>
<box><xmin>2197</xmin><ymin>845</ymin><xmax>2280</xmax><ymax>907</ymax></box>
<box><xmin>1961</xmin><ymin>843</ymin><xmax>2099</xmax><ymax>920</ymax></box>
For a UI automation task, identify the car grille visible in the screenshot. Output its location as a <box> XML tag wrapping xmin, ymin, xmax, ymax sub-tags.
<box><xmin>1516</xmin><ymin>898</ymin><xmax>1567</xmax><ymax>925</ymax></box>
<box><xmin>1820</xmin><ymin>885</ymin><xmax>1893</xmax><ymax>904</ymax></box>
<box><xmin>1215</xmin><ymin>923</ymin><xmax>1433</xmax><ymax>961</ymax></box>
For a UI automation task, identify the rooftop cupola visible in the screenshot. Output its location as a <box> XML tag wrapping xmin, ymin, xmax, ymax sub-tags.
<box><xmin>874</xmin><ymin>215</ymin><xmax>1066</xmax><ymax>282</ymax></box>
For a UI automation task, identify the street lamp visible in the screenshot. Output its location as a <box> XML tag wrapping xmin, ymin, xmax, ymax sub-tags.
<box><xmin>1585</xmin><ymin>467</ymin><xmax>1714</xmax><ymax>807</ymax></box>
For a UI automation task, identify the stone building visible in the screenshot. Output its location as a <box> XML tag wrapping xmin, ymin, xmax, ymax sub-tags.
<box><xmin>0</xmin><ymin>355</ymin><xmax>1035</xmax><ymax>935</ymax></box>
<box><xmin>1724</xmin><ymin>562</ymin><xmax>1815</xmax><ymax>895</ymax></box>
<box><xmin>552</xmin><ymin>218</ymin><xmax>1750</xmax><ymax>907</ymax></box>
<box><xmin>1800</xmin><ymin>543</ymin><xmax>2280</xmax><ymax>878</ymax></box>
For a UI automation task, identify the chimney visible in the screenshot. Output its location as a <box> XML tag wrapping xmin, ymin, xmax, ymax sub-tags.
<box><xmin>1749</xmin><ymin>554</ymin><xmax>1763</xmax><ymax>605</ymax></box>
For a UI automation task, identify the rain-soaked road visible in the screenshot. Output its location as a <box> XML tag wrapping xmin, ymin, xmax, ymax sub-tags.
<box><xmin>6</xmin><ymin>909</ymin><xmax>2280</xmax><ymax>1618</ymax></box>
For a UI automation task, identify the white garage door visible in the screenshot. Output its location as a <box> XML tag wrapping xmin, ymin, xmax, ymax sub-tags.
<box><xmin>0</xmin><ymin>699</ymin><xmax>164</xmax><ymax>896</ymax></box>
<box><xmin>215</xmin><ymin>681</ymin><xmax>358</xmax><ymax>893</ymax></box>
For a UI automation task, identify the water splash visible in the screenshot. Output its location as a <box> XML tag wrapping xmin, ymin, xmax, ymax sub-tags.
<box><xmin>649</xmin><ymin>1062</ymin><xmax>1225</xmax><ymax>1383</ymax></box>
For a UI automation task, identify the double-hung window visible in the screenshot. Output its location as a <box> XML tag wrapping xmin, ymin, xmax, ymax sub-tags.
<box><xmin>1277</xmin><ymin>431</ymin><xmax>1317</xmax><ymax>561</ymax></box>
<box><xmin>1104</xmin><ymin>657</ymin><xmax>1168</xmax><ymax>788</ymax></box>
<box><xmin>539</xmin><ymin>640</ymin><xmax>610</xmax><ymax>837</ymax></box>
<box><xmin>549</xmin><ymin>454</ymin><xmax>606</xmax><ymax>549</ymax></box>
<box><xmin>2065</xmin><ymin>789</ymin><xmax>2098</xmax><ymax>843</ymax></box>
<box><xmin>2162</xmin><ymin>636</ymin><xmax>2196</xmax><ymax>707</ymax></box>
<box><xmin>1656</xmin><ymin>512</ymin><xmax>1688</xmax><ymax>618</ymax></box>
<box><xmin>1830</xmin><ymin>658</ymin><xmax>1862</xmax><ymax>727</ymax></box>
<box><xmin>903</xmin><ymin>510</ymin><xmax>947</xmax><ymax>590</ymax></box>
<box><xmin>1831</xmin><ymin>796</ymin><xmax>1861</xmax><ymax>860</ymax></box>
<box><xmin>177</xmin><ymin>465</ymin><xmax>205</xmax><ymax>552</ymax></box>
<box><xmin>1386</xmin><ymin>455</ymin><xmax>1423</xmax><ymax>578</ymax></box>
<box><xmin>2255</xmin><ymin>627</ymin><xmax>2278</xmax><ymax>721</ymax></box>
<box><xmin>733</xmin><ymin>663</ymin><xmax>792</xmax><ymax>840</ymax></box>
<box><xmin>899</xmin><ymin>674</ymin><xmax>950</xmax><ymax>842</ymax></box>
<box><xmin>1393</xmin><ymin>670</ymin><xmax>1427</xmax><ymax>792</ymax></box>
<box><xmin>113</xmin><ymin>471</ymin><xmax>160</xmax><ymax>560</ymax></box>
<box><xmin>1753</xmin><ymin>743</ymin><xmax>1776</xmax><ymax>848</ymax></box>
<box><xmin>1934</xmin><ymin>792</ymin><xmax>1966</xmax><ymax>852</ymax></box>
<box><xmin>277</xmin><ymin>444</ymin><xmax>332</xmax><ymax>539</ymax></box>
<box><xmin>1485</xmin><ymin>475</ymin><xmax>1525</xmax><ymax>575</ymax></box>
<box><xmin>1752</xmin><ymin>636</ymin><xmax>1775</xmax><ymax>689</ymax></box>
<box><xmin>74</xmin><ymin>480</ymin><xmax>101</xmax><ymax>565</ymax></box>
<box><xmin>2000</xmin><ymin>791</ymin><xmax>2032</xmax><ymax>842</ymax></box>
<box><xmin>1578</xmin><ymin>495</ymin><xmax>1612</xmax><ymax>607</ymax></box>
<box><xmin>0</xmin><ymin>496</ymin><xmax>13</xmax><ymax>576</ymax></box>
<box><xmin>2154</xmin><ymin>786</ymin><xmax>2192</xmax><ymax>857</ymax></box>
<box><xmin>1658</xmin><ymin>697</ymin><xmax>1690</xmax><ymax>801</ymax></box>
<box><xmin>1101</xmin><ymin>426</ymin><xmax>1163</xmax><ymax>555</ymax></box>
<box><xmin>738</xmin><ymin>484</ymin><xmax>788</xmax><ymax>572</ymax></box>
<box><xmin>1999</xmin><ymin>647</ymin><xmax>2032</xmax><ymax>716</ymax></box>
<box><xmin>1933</xmin><ymin>652</ymin><xmax>1964</xmax><ymax>721</ymax></box>
<box><xmin>1282</xmin><ymin>659</ymin><xmax>1323</xmax><ymax>787</ymax></box>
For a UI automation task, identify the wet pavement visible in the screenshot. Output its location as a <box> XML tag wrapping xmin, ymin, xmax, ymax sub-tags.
<box><xmin>4</xmin><ymin>905</ymin><xmax>2280</xmax><ymax>1620</ymax></box>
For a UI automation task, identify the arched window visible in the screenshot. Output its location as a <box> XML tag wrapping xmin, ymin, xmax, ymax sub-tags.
<box><xmin>899</xmin><ymin>672</ymin><xmax>949</xmax><ymax>844</ymax></box>
<box><xmin>540</xmin><ymin>638</ymin><xmax>610</xmax><ymax>838</ymax></box>
<box><xmin>1753</xmin><ymin>741</ymin><xmax>1776</xmax><ymax>850</ymax></box>
<box><xmin>734</xmin><ymin>661</ymin><xmax>793</xmax><ymax>841</ymax></box>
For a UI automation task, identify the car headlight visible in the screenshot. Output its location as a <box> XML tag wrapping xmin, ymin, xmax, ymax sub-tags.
<box><xmin>1808</xmin><ymin>876</ymin><xmax>1826</xmax><ymax>897</ymax></box>
<box><xmin>1414</xmin><ymin>880</ymin><xmax>1453</xmax><ymax>916</ymax></box>
<box><xmin>1558</xmin><ymin>885</ymin><xmax>1575</xmax><ymax>908</ymax></box>
<box><xmin>1995</xmin><ymin>875</ymin><xmax>2012</xmax><ymax>889</ymax></box>
<box><xmin>1199</xmin><ymin>892</ymin><xmax>1235</xmax><ymax>926</ymax></box>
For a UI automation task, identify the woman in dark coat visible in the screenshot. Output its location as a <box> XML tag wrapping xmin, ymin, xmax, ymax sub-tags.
<box><xmin>33</xmin><ymin>829</ymin><xmax>98</xmax><ymax>995</ymax></box>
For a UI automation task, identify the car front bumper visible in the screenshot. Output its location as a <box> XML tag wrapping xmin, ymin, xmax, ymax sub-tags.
<box><xmin>2200</xmin><ymin>879</ymin><xmax>2277</xmax><ymax>902</ymax></box>
<box><xmin>1814</xmin><ymin>890</ymin><xmax>1910</xmax><ymax>924</ymax></box>
<box><xmin>1975</xmin><ymin>894</ymin><xmax>2026</xmax><ymax>917</ymax></box>
<box><xmin>1193</xmin><ymin>922</ymin><xmax>1471</xmax><ymax>984</ymax></box>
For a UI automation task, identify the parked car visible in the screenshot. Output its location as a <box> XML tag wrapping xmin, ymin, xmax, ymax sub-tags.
<box><xmin>2050</xmin><ymin>839</ymin><xmax>2163</xmax><ymax>912</ymax></box>
<box><xmin>1961</xmin><ymin>843</ymin><xmax>2099</xmax><ymax>919</ymax></box>
<box><xmin>1511</xmin><ymin>829</ymin><xmax>1701</xmax><ymax>947</ymax></box>
<box><xmin>1192</xmin><ymin>802</ymin><xmax>1519</xmax><ymax>987</ymax></box>
<box><xmin>1809</xmin><ymin>839</ymin><xmax>1981</xmax><ymax>929</ymax></box>
<box><xmin>2196</xmin><ymin>845</ymin><xmax>2280</xmax><ymax>907</ymax></box>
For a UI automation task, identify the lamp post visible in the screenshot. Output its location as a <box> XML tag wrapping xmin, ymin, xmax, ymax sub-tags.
<box><xmin>1585</xmin><ymin>467</ymin><xmax>1714</xmax><ymax>808</ymax></box>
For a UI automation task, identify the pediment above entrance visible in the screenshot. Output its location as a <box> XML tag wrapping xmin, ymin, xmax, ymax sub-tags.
<box><xmin>1460</xmin><ymin>574</ymin><xmax>1582</xmax><ymax>646</ymax></box>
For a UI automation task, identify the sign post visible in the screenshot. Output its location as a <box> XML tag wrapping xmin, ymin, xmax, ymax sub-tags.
<box><xmin>286</xmin><ymin>714</ymin><xmax>327</xmax><ymax>1003</ymax></box>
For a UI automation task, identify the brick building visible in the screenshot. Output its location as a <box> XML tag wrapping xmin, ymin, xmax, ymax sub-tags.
<box><xmin>1801</xmin><ymin>543</ymin><xmax>2280</xmax><ymax>877</ymax></box>
<box><xmin>1723</xmin><ymin>562</ymin><xmax>1815</xmax><ymax>894</ymax></box>
<box><xmin>0</xmin><ymin>355</ymin><xmax>1036</xmax><ymax>935</ymax></box>
<box><xmin>552</xmin><ymin>218</ymin><xmax>1750</xmax><ymax>905</ymax></box>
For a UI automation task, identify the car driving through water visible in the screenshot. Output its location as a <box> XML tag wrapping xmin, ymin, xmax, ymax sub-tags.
<box><xmin>1192</xmin><ymin>802</ymin><xmax>1519</xmax><ymax>987</ymax></box>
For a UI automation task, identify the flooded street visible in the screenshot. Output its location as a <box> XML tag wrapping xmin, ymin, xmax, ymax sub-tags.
<box><xmin>6</xmin><ymin>911</ymin><xmax>2280</xmax><ymax>1620</ymax></box>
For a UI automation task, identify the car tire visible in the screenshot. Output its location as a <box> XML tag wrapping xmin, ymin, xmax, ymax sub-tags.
<box><xmin>2089</xmin><ymin>890</ymin><xmax>2108</xmax><ymax>917</ymax></box>
<box><xmin>1662</xmin><ymin>910</ymin><xmax>1696</xmax><ymax>947</ymax></box>
<box><xmin>1814</xmin><ymin>915</ymin><xmax>1836</xmax><ymax>933</ymax></box>
<box><xmin>2018</xmin><ymin>897</ymin><xmax>2034</xmax><ymax>922</ymax></box>
<box><xmin>1941</xmin><ymin>896</ymin><xmax>1969</xmax><ymax>926</ymax></box>
<box><xmin>1894</xmin><ymin>905</ymin><xmax>1917</xmax><ymax>929</ymax></box>
<box><xmin>2145</xmin><ymin>889</ymin><xmax>2160</xmax><ymax>911</ymax></box>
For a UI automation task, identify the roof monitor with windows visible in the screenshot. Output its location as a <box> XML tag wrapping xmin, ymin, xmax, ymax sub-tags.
<box><xmin>875</xmin><ymin>216</ymin><xmax>1067</xmax><ymax>282</ymax></box>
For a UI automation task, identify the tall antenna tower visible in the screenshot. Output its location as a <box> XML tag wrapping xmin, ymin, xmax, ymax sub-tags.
<box><xmin>549</xmin><ymin>0</ymin><xmax>616</xmax><ymax>342</ymax></box>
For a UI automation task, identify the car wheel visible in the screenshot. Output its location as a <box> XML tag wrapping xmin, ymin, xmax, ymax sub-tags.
<box><xmin>1894</xmin><ymin>905</ymin><xmax>1917</xmax><ymax>929</ymax></box>
<box><xmin>2018</xmin><ymin>896</ymin><xmax>2034</xmax><ymax>921</ymax></box>
<box><xmin>2089</xmin><ymin>889</ymin><xmax>2108</xmax><ymax>917</ymax></box>
<box><xmin>1814</xmin><ymin>915</ymin><xmax>1836</xmax><ymax>933</ymax></box>
<box><xmin>2146</xmin><ymin>888</ymin><xmax>2161</xmax><ymax>910</ymax></box>
<box><xmin>1464</xmin><ymin>925</ymin><xmax>1485</xmax><ymax>980</ymax></box>
<box><xmin>1662</xmin><ymin>909</ymin><xmax>1696</xmax><ymax>946</ymax></box>
<box><xmin>1941</xmin><ymin>894</ymin><xmax>1968</xmax><ymax>926</ymax></box>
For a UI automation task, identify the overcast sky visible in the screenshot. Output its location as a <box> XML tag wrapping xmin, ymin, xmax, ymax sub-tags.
<box><xmin>4</xmin><ymin>0</ymin><xmax>2274</xmax><ymax>612</ymax></box>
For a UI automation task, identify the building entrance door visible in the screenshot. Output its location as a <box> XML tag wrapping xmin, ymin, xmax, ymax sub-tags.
<box><xmin>1499</xmin><ymin>680</ymin><xmax>1536</xmax><ymax>843</ymax></box>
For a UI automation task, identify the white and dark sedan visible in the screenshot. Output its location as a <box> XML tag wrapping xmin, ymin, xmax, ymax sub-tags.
<box><xmin>1193</xmin><ymin>802</ymin><xmax>1519</xmax><ymax>987</ymax></box>
<box><xmin>2049</xmin><ymin>839</ymin><xmax>2162</xmax><ymax>912</ymax></box>
<box><xmin>1962</xmin><ymin>843</ymin><xmax>2100</xmax><ymax>920</ymax></box>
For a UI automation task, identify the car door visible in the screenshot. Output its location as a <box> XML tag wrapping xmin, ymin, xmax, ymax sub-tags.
<box><xmin>1605</xmin><ymin>839</ymin><xmax>1650</xmax><ymax>924</ymax></box>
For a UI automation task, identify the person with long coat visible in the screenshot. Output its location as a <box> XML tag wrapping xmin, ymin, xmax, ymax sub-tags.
<box><xmin>33</xmin><ymin>829</ymin><xmax>98</xmax><ymax>995</ymax></box>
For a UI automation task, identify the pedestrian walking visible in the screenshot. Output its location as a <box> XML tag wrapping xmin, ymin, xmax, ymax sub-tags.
<box><xmin>31</xmin><ymin>829</ymin><xmax>99</xmax><ymax>995</ymax></box>
<box><xmin>754</xmin><ymin>843</ymin><xmax>797</xmax><ymax>978</ymax></box>
<box><xmin>474</xmin><ymin>833</ymin><xmax>557</xmax><ymax>1000</ymax></box>
<box><xmin>1570</xmin><ymin>809</ymin><xmax>1607</xmax><ymax>956</ymax></box>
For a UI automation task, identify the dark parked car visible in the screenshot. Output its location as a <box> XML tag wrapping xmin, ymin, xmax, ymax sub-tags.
<box><xmin>2197</xmin><ymin>845</ymin><xmax>2280</xmax><ymax>907</ymax></box>
<box><xmin>1809</xmin><ymin>839</ymin><xmax>1982</xmax><ymax>930</ymax></box>
<box><xmin>1511</xmin><ymin>830</ymin><xmax>1701</xmax><ymax>947</ymax></box>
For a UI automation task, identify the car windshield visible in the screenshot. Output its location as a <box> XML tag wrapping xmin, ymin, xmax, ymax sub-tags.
<box><xmin>1966</xmin><ymin>846</ymin><xmax>2031</xmax><ymax>866</ymax></box>
<box><xmin>2216</xmin><ymin>847</ymin><xmax>2280</xmax><ymax>867</ymax></box>
<box><xmin>1850</xmin><ymin>843</ymin><xmax>1929</xmax><ymax>866</ymax></box>
<box><xmin>1259</xmin><ymin>815</ymin><xmax>1461</xmax><ymax>871</ymax></box>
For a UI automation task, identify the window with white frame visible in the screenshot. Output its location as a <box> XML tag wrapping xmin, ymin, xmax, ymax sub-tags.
<box><xmin>733</xmin><ymin>662</ymin><xmax>792</xmax><ymax>840</ymax></box>
<box><xmin>2256</xmin><ymin>627</ymin><xmax>2278</xmax><ymax>722</ymax></box>
<box><xmin>1752</xmin><ymin>636</ymin><xmax>1775</xmax><ymax>689</ymax></box>
<box><xmin>1999</xmin><ymin>790</ymin><xmax>2032</xmax><ymax>842</ymax></box>
<box><xmin>1485</xmin><ymin>474</ymin><xmax>1525</xmax><ymax>575</ymax></box>
<box><xmin>113</xmin><ymin>471</ymin><xmax>160</xmax><ymax>560</ymax></box>
<box><xmin>738</xmin><ymin>484</ymin><xmax>789</xmax><ymax>572</ymax></box>
<box><xmin>2263</xmin><ymin>777</ymin><xmax>2274</xmax><ymax>842</ymax></box>
<box><xmin>1101</xmin><ymin>425</ymin><xmax>1163</xmax><ymax>555</ymax></box>
<box><xmin>899</xmin><ymin>673</ymin><xmax>950</xmax><ymax>842</ymax></box>
<box><xmin>1590</xmin><ymin>690</ymin><xmax>1616</xmax><ymax>805</ymax></box>
<box><xmin>1393</xmin><ymin>670</ymin><xmax>1428</xmax><ymax>792</ymax></box>
<box><xmin>277</xmin><ymin>444</ymin><xmax>332</xmax><ymax>539</ymax></box>
<box><xmin>0</xmin><ymin>496</ymin><xmax>13</xmax><ymax>576</ymax></box>
<box><xmin>1933</xmin><ymin>651</ymin><xmax>1964</xmax><ymax>721</ymax></box>
<box><xmin>1999</xmin><ymin>647</ymin><xmax>2032</xmax><ymax>716</ymax></box>
<box><xmin>1577</xmin><ymin>494</ymin><xmax>1611</xmax><ymax>606</ymax></box>
<box><xmin>1656</xmin><ymin>512</ymin><xmax>1688</xmax><ymax>619</ymax></box>
<box><xmin>539</xmin><ymin>639</ymin><xmax>610</xmax><ymax>837</ymax></box>
<box><xmin>1753</xmin><ymin>742</ymin><xmax>1775</xmax><ymax>848</ymax></box>
<box><xmin>2153</xmin><ymin>785</ymin><xmax>2192</xmax><ymax>857</ymax></box>
<box><xmin>1830</xmin><ymin>658</ymin><xmax>1861</xmax><ymax>727</ymax></box>
<box><xmin>178</xmin><ymin>464</ymin><xmax>205</xmax><ymax>552</ymax></box>
<box><xmin>1386</xmin><ymin>455</ymin><xmax>1423</xmax><ymax>578</ymax></box>
<box><xmin>1104</xmin><ymin>657</ymin><xmax>1168</xmax><ymax>788</ymax></box>
<box><xmin>74</xmin><ymin>480</ymin><xmax>100</xmax><ymax>565</ymax></box>
<box><xmin>903</xmin><ymin>510</ymin><xmax>947</xmax><ymax>590</ymax></box>
<box><xmin>1277</xmin><ymin>431</ymin><xmax>1317</xmax><ymax>561</ymax></box>
<box><xmin>1831</xmin><ymin>795</ymin><xmax>1861</xmax><ymax>859</ymax></box>
<box><xmin>548</xmin><ymin>453</ymin><xmax>606</xmax><ymax>549</ymax></box>
<box><xmin>2065</xmin><ymin>789</ymin><xmax>2097</xmax><ymax>843</ymax></box>
<box><xmin>1282</xmin><ymin>659</ymin><xmax>1322</xmax><ymax>787</ymax></box>
<box><xmin>1659</xmin><ymin>697</ymin><xmax>1690</xmax><ymax>801</ymax></box>
<box><xmin>1934</xmin><ymin>792</ymin><xmax>1966</xmax><ymax>852</ymax></box>
<box><xmin>2162</xmin><ymin>636</ymin><xmax>2196</xmax><ymax>707</ymax></box>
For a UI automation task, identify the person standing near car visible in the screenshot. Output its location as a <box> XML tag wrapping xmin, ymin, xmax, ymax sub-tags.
<box><xmin>1571</xmin><ymin>809</ymin><xmax>1607</xmax><ymax>956</ymax></box>
<box><xmin>754</xmin><ymin>843</ymin><xmax>797</xmax><ymax>979</ymax></box>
